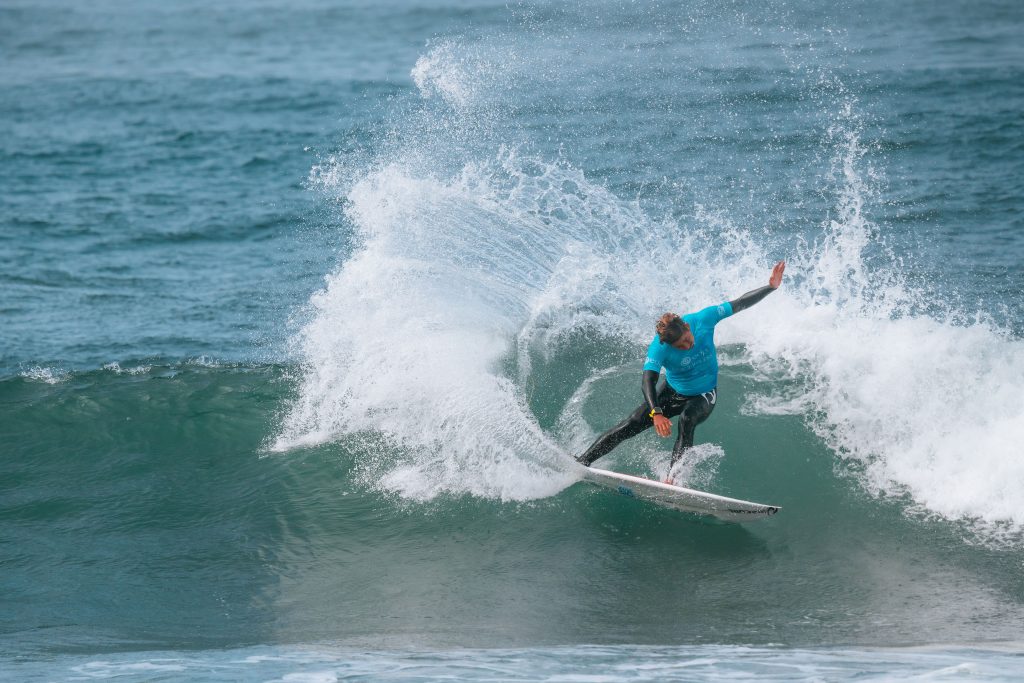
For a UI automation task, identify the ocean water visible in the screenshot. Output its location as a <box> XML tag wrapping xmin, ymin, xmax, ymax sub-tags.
<box><xmin>2</xmin><ymin>0</ymin><xmax>1024</xmax><ymax>679</ymax></box>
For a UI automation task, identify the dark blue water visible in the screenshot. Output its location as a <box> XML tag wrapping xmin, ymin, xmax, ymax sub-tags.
<box><xmin>3</xmin><ymin>0</ymin><xmax>1023</xmax><ymax>679</ymax></box>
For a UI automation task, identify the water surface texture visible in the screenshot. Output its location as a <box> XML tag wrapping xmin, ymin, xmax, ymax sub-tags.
<box><xmin>2</xmin><ymin>0</ymin><xmax>1023</xmax><ymax>679</ymax></box>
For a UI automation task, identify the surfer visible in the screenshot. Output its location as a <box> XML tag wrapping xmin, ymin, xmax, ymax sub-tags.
<box><xmin>576</xmin><ymin>261</ymin><xmax>786</xmax><ymax>482</ymax></box>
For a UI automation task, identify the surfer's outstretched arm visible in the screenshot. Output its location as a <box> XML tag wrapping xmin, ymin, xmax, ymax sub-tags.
<box><xmin>729</xmin><ymin>260</ymin><xmax>785</xmax><ymax>313</ymax></box>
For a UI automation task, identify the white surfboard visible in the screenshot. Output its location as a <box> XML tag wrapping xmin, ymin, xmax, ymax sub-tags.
<box><xmin>581</xmin><ymin>467</ymin><xmax>780</xmax><ymax>522</ymax></box>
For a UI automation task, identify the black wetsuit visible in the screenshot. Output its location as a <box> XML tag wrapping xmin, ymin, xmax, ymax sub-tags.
<box><xmin>576</xmin><ymin>284</ymin><xmax>776</xmax><ymax>468</ymax></box>
<box><xmin>576</xmin><ymin>382</ymin><xmax>717</xmax><ymax>466</ymax></box>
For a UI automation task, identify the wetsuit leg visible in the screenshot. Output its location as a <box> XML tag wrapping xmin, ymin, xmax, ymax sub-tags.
<box><xmin>669</xmin><ymin>389</ymin><xmax>717</xmax><ymax>466</ymax></box>
<box><xmin>575</xmin><ymin>402</ymin><xmax>653</xmax><ymax>466</ymax></box>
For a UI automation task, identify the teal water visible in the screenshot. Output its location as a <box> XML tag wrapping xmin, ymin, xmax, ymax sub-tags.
<box><xmin>2</xmin><ymin>0</ymin><xmax>1024</xmax><ymax>678</ymax></box>
<box><xmin>7</xmin><ymin>644</ymin><xmax>1024</xmax><ymax>681</ymax></box>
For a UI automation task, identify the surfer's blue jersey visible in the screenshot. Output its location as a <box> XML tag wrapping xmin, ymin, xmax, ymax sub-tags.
<box><xmin>643</xmin><ymin>302</ymin><xmax>733</xmax><ymax>395</ymax></box>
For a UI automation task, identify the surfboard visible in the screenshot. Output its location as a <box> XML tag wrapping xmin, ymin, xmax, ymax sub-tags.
<box><xmin>581</xmin><ymin>467</ymin><xmax>780</xmax><ymax>522</ymax></box>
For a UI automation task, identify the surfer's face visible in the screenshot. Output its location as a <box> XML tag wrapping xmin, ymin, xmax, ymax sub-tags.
<box><xmin>670</xmin><ymin>323</ymin><xmax>694</xmax><ymax>350</ymax></box>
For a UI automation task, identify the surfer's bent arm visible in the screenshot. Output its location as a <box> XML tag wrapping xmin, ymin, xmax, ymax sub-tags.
<box><xmin>641</xmin><ymin>370</ymin><xmax>660</xmax><ymax>413</ymax></box>
<box><xmin>729</xmin><ymin>285</ymin><xmax>775</xmax><ymax>314</ymax></box>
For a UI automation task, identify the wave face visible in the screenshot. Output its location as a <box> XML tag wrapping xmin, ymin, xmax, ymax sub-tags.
<box><xmin>6</xmin><ymin>365</ymin><xmax>1024</xmax><ymax>659</ymax></box>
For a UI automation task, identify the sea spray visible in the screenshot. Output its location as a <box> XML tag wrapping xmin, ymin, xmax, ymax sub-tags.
<box><xmin>740</xmin><ymin>111</ymin><xmax>1024</xmax><ymax>543</ymax></box>
<box><xmin>271</xmin><ymin>157</ymin><xmax>613</xmax><ymax>500</ymax></box>
<box><xmin>276</xmin><ymin>129</ymin><xmax>771</xmax><ymax>499</ymax></box>
<box><xmin>278</xmin><ymin>38</ymin><xmax>1024</xmax><ymax>546</ymax></box>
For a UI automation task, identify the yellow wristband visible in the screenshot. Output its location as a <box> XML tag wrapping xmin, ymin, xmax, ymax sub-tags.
<box><xmin>649</xmin><ymin>408</ymin><xmax>661</xmax><ymax>418</ymax></box>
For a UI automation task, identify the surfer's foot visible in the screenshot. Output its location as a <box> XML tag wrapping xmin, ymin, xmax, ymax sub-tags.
<box><xmin>663</xmin><ymin>477</ymin><xmax>674</xmax><ymax>485</ymax></box>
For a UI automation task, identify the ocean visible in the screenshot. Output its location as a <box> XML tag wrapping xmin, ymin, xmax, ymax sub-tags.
<box><xmin>2</xmin><ymin>0</ymin><xmax>1023</xmax><ymax>679</ymax></box>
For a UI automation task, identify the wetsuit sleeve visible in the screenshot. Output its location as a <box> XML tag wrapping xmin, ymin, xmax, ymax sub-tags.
<box><xmin>641</xmin><ymin>338</ymin><xmax>663</xmax><ymax>411</ymax></box>
<box><xmin>641</xmin><ymin>370</ymin><xmax>659</xmax><ymax>412</ymax></box>
<box><xmin>729</xmin><ymin>285</ymin><xmax>774</xmax><ymax>314</ymax></box>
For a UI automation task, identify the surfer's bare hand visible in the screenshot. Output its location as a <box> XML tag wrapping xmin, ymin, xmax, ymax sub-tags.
<box><xmin>653</xmin><ymin>414</ymin><xmax>672</xmax><ymax>437</ymax></box>
<box><xmin>769</xmin><ymin>260</ymin><xmax>786</xmax><ymax>289</ymax></box>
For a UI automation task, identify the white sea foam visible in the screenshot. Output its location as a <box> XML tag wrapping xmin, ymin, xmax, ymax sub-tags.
<box><xmin>20</xmin><ymin>366</ymin><xmax>70</xmax><ymax>384</ymax></box>
<box><xmin>102</xmin><ymin>362</ymin><xmax>152</xmax><ymax>375</ymax></box>
<box><xmin>273</xmin><ymin>156</ymin><xmax>612</xmax><ymax>500</ymax></box>
<box><xmin>737</xmin><ymin>119</ymin><xmax>1024</xmax><ymax>542</ymax></box>
<box><xmin>411</xmin><ymin>42</ymin><xmax>477</xmax><ymax>110</ymax></box>
<box><xmin>278</xmin><ymin>44</ymin><xmax>1024</xmax><ymax>542</ymax></box>
<box><xmin>71</xmin><ymin>659</ymin><xmax>187</xmax><ymax>677</ymax></box>
<box><xmin>25</xmin><ymin>643</ymin><xmax>1024</xmax><ymax>682</ymax></box>
<box><xmin>410</xmin><ymin>41</ymin><xmax>518</xmax><ymax>116</ymax></box>
<box><xmin>276</xmin><ymin>146</ymin><xmax>767</xmax><ymax>502</ymax></box>
<box><xmin>664</xmin><ymin>443</ymin><xmax>726</xmax><ymax>489</ymax></box>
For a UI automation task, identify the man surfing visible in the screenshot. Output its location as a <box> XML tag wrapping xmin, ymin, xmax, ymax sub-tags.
<box><xmin>576</xmin><ymin>261</ymin><xmax>786</xmax><ymax>483</ymax></box>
